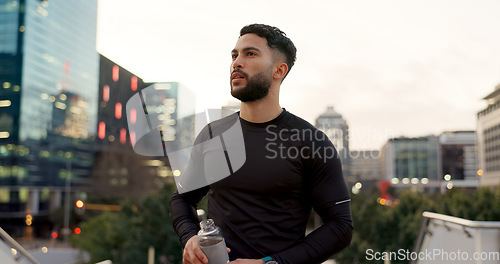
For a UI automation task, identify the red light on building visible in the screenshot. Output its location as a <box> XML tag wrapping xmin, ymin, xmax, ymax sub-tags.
<box><xmin>130</xmin><ymin>109</ymin><xmax>137</xmax><ymax>124</ymax></box>
<box><xmin>131</xmin><ymin>76</ymin><xmax>138</xmax><ymax>91</ymax></box>
<box><xmin>120</xmin><ymin>128</ymin><xmax>127</xmax><ymax>144</ymax></box>
<box><xmin>115</xmin><ymin>103</ymin><xmax>122</xmax><ymax>119</ymax></box>
<box><xmin>74</xmin><ymin>227</ymin><xmax>81</xmax><ymax>235</ymax></box>
<box><xmin>51</xmin><ymin>232</ymin><xmax>58</xmax><ymax>239</ymax></box>
<box><xmin>130</xmin><ymin>131</ymin><xmax>136</xmax><ymax>145</ymax></box>
<box><xmin>103</xmin><ymin>85</ymin><xmax>110</xmax><ymax>102</ymax></box>
<box><xmin>98</xmin><ymin>122</ymin><xmax>106</xmax><ymax>139</ymax></box>
<box><xmin>112</xmin><ymin>65</ymin><xmax>119</xmax><ymax>81</ymax></box>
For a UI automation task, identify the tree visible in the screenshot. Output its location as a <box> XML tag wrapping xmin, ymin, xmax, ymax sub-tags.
<box><xmin>72</xmin><ymin>184</ymin><xmax>182</xmax><ymax>264</ymax></box>
<box><xmin>71</xmin><ymin>211</ymin><xmax>124</xmax><ymax>263</ymax></box>
<box><xmin>439</xmin><ymin>188</ymin><xmax>475</xmax><ymax>219</ymax></box>
<box><xmin>473</xmin><ymin>187</ymin><xmax>500</xmax><ymax>221</ymax></box>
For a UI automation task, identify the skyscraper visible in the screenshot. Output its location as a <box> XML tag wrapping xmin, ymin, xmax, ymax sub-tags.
<box><xmin>0</xmin><ymin>0</ymin><xmax>98</xmax><ymax>236</ymax></box>
<box><xmin>315</xmin><ymin>106</ymin><xmax>350</xmax><ymax>178</ymax></box>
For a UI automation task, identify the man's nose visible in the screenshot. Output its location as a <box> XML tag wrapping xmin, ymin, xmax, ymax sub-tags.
<box><xmin>232</xmin><ymin>56</ymin><xmax>243</xmax><ymax>69</ymax></box>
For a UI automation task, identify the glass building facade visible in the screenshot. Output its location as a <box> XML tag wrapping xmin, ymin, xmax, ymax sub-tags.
<box><xmin>0</xmin><ymin>0</ymin><xmax>98</xmax><ymax>236</ymax></box>
<box><xmin>381</xmin><ymin>136</ymin><xmax>440</xmax><ymax>183</ymax></box>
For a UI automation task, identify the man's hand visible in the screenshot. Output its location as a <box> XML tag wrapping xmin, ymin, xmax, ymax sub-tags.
<box><xmin>228</xmin><ymin>259</ymin><xmax>265</xmax><ymax>264</ymax></box>
<box><xmin>183</xmin><ymin>235</ymin><xmax>231</xmax><ymax>264</ymax></box>
<box><xmin>183</xmin><ymin>235</ymin><xmax>207</xmax><ymax>264</ymax></box>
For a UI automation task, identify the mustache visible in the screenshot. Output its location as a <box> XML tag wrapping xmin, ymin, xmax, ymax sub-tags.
<box><xmin>231</xmin><ymin>69</ymin><xmax>248</xmax><ymax>78</ymax></box>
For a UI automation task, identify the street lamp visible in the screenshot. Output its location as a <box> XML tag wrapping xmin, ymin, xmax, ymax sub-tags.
<box><xmin>63</xmin><ymin>151</ymin><xmax>73</xmax><ymax>243</ymax></box>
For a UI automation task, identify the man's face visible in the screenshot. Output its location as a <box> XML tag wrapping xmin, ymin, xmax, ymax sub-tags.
<box><xmin>230</xmin><ymin>33</ymin><xmax>275</xmax><ymax>102</ymax></box>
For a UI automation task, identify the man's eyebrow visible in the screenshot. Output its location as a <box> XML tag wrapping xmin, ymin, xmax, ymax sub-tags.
<box><xmin>231</xmin><ymin>47</ymin><xmax>262</xmax><ymax>53</ymax></box>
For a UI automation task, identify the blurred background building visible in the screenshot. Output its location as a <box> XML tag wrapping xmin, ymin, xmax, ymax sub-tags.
<box><xmin>439</xmin><ymin>131</ymin><xmax>477</xmax><ymax>181</ymax></box>
<box><xmin>91</xmin><ymin>55</ymin><xmax>155</xmax><ymax>198</ymax></box>
<box><xmin>349</xmin><ymin>150</ymin><xmax>382</xmax><ymax>190</ymax></box>
<box><xmin>0</xmin><ymin>0</ymin><xmax>98</xmax><ymax>237</ymax></box>
<box><xmin>315</xmin><ymin>106</ymin><xmax>350</xmax><ymax>179</ymax></box>
<box><xmin>380</xmin><ymin>136</ymin><xmax>440</xmax><ymax>188</ymax></box>
<box><xmin>477</xmin><ymin>84</ymin><xmax>500</xmax><ymax>187</ymax></box>
<box><xmin>93</xmin><ymin>56</ymin><xmax>197</xmax><ymax>199</ymax></box>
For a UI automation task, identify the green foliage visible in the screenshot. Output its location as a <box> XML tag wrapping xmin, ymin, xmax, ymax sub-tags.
<box><xmin>70</xmin><ymin>211</ymin><xmax>123</xmax><ymax>262</ymax></box>
<box><xmin>473</xmin><ymin>187</ymin><xmax>500</xmax><ymax>220</ymax></box>
<box><xmin>71</xmin><ymin>184</ymin><xmax>182</xmax><ymax>264</ymax></box>
<box><xmin>439</xmin><ymin>188</ymin><xmax>475</xmax><ymax>219</ymax></box>
<box><xmin>334</xmin><ymin>185</ymin><xmax>500</xmax><ymax>264</ymax></box>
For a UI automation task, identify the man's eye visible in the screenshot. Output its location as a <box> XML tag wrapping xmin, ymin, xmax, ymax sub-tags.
<box><xmin>248</xmin><ymin>52</ymin><xmax>255</xmax><ymax>56</ymax></box>
<box><xmin>231</xmin><ymin>54</ymin><xmax>238</xmax><ymax>59</ymax></box>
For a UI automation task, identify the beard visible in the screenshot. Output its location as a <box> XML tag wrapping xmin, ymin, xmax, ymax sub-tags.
<box><xmin>230</xmin><ymin>67</ymin><xmax>272</xmax><ymax>102</ymax></box>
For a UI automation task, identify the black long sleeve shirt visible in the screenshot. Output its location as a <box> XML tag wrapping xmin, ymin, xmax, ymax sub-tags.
<box><xmin>170</xmin><ymin>110</ymin><xmax>353</xmax><ymax>264</ymax></box>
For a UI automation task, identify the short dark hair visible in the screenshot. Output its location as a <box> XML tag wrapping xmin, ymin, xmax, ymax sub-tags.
<box><xmin>240</xmin><ymin>24</ymin><xmax>297</xmax><ymax>78</ymax></box>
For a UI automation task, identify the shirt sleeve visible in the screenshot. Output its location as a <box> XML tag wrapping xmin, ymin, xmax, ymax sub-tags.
<box><xmin>272</xmin><ymin>133</ymin><xmax>353</xmax><ymax>264</ymax></box>
<box><xmin>170</xmin><ymin>187</ymin><xmax>209</xmax><ymax>247</ymax></box>
<box><xmin>169</xmin><ymin>124</ymin><xmax>212</xmax><ymax>247</ymax></box>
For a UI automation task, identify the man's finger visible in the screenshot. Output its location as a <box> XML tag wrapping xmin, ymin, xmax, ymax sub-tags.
<box><xmin>193</xmin><ymin>246</ymin><xmax>208</xmax><ymax>264</ymax></box>
<box><xmin>184</xmin><ymin>248</ymin><xmax>202</xmax><ymax>264</ymax></box>
<box><xmin>183</xmin><ymin>249</ymin><xmax>192</xmax><ymax>264</ymax></box>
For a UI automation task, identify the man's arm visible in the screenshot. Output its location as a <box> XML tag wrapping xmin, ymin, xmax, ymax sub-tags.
<box><xmin>170</xmin><ymin>187</ymin><xmax>212</xmax><ymax>264</ymax></box>
<box><xmin>170</xmin><ymin>123</ymin><xmax>213</xmax><ymax>246</ymax></box>
<box><xmin>170</xmin><ymin>187</ymin><xmax>209</xmax><ymax>247</ymax></box>
<box><xmin>271</xmin><ymin>202</ymin><xmax>352</xmax><ymax>264</ymax></box>
<box><xmin>271</xmin><ymin>134</ymin><xmax>353</xmax><ymax>264</ymax></box>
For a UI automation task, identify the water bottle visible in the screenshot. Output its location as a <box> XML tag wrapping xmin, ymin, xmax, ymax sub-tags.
<box><xmin>198</xmin><ymin>219</ymin><xmax>229</xmax><ymax>264</ymax></box>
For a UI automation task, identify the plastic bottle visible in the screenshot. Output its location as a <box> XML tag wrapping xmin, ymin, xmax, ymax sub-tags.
<box><xmin>198</xmin><ymin>219</ymin><xmax>229</xmax><ymax>264</ymax></box>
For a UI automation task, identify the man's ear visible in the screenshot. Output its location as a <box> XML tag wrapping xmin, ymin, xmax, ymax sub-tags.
<box><xmin>274</xmin><ymin>62</ymin><xmax>288</xmax><ymax>80</ymax></box>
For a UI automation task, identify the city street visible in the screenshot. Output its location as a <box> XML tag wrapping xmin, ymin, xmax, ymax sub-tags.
<box><xmin>28</xmin><ymin>247</ymin><xmax>89</xmax><ymax>264</ymax></box>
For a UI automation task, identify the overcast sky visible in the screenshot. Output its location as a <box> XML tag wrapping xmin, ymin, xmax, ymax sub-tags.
<box><xmin>96</xmin><ymin>0</ymin><xmax>500</xmax><ymax>150</ymax></box>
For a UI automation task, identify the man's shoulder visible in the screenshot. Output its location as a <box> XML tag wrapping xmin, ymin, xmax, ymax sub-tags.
<box><xmin>281</xmin><ymin>111</ymin><xmax>332</xmax><ymax>145</ymax></box>
<box><xmin>282</xmin><ymin>111</ymin><xmax>322</xmax><ymax>133</ymax></box>
<box><xmin>210</xmin><ymin>112</ymin><xmax>240</xmax><ymax>133</ymax></box>
<box><xmin>195</xmin><ymin>112</ymin><xmax>239</xmax><ymax>141</ymax></box>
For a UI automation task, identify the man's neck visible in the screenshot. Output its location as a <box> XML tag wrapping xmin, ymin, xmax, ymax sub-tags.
<box><xmin>239</xmin><ymin>96</ymin><xmax>283</xmax><ymax>123</ymax></box>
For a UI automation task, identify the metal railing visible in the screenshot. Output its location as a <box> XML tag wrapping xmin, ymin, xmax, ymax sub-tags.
<box><xmin>0</xmin><ymin>227</ymin><xmax>40</xmax><ymax>264</ymax></box>
<box><xmin>412</xmin><ymin>211</ymin><xmax>500</xmax><ymax>264</ymax></box>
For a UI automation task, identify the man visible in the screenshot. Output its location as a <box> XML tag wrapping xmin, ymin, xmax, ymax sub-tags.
<box><xmin>170</xmin><ymin>24</ymin><xmax>352</xmax><ymax>264</ymax></box>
